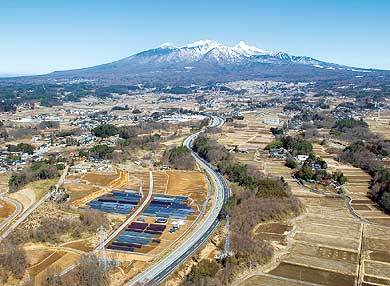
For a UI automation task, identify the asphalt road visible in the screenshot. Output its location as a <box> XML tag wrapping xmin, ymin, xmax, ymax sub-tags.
<box><xmin>128</xmin><ymin>115</ymin><xmax>230</xmax><ymax>285</ymax></box>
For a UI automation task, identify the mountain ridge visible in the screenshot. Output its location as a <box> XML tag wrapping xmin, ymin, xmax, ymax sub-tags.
<box><xmin>5</xmin><ymin>40</ymin><xmax>389</xmax><ymax>85</ymax></box>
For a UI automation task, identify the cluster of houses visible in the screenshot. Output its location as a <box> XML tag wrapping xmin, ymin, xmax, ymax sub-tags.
<box><xmin>0</xmin><ymin>144</ymin><xmax>47</xmax><ymax>173</ymax></box>
<box><xmin>11</xmin><ymin>113</ymin><xmax>61</xmax><ymax>124</ymax></box>
<box><xmin>70</xmin><ymin>161</ymin><xmax>114</xmax><ymax>174</ymax></box>
<box><xmin>269</xmin><ymin>149</ymin><xmax>322</xmax><ymax>169</ymax></box>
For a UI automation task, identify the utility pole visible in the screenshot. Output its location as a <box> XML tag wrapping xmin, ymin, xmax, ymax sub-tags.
<box><xmin>139</xmin><ymin>178</ymin><xmax>143</xmax><ymax>197</ymax></box>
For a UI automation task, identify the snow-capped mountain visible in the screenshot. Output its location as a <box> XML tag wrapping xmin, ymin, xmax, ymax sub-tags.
<box><xmin>114</xmin><ymin>40</ymin><xmax>349</xmax><ymax>70</ymax></box>
<box><xmin>41</xmin><ymin>40</ymin><xmax>382</xmax><ymax>84</ymax></box>
<box><xmin>119</xmin><ymin>39</ymin><xmax>332</xmax><ymax>67</ymax></box>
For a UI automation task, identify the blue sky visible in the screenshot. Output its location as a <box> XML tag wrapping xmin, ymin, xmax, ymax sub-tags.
<box><xmin>1</xmin><ymin>0</ymin><xmax>389</xmax><ymax>75</ymax></box>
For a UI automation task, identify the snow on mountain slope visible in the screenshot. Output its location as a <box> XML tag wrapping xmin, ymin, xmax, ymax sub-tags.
<box><xmin>44</xmin><ymin>39</ymin><xmax>379</xmax><ymax>85</ymax></box>
<box><xmin>120</xmin><ymin>40</ymin><xmax>349</xmax><ymax>69</ymax></box>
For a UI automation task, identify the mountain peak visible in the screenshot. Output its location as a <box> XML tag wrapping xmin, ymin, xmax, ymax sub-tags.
<box><xmin>184</xmin><ymin>40</ymin><xmax>220</xmax><ymax>48</ymax></box>
<box><xmin>234</xmin><ymin>41</ymin><xmax>271</xmax><ymax>56</ymax></box>
<box><xmin>159</xmin><ymin>42</ymin><xmax>178</xmax><ymax>49</ymax></box>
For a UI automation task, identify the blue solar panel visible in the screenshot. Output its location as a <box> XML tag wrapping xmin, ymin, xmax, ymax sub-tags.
<box><xmin>142</xmin><ymin>194</ymin><xmax>193</xmax><ymax>219</ymax></box>
<box><xmin>106</xmin><ymin>194</ymin><xmax>193</xmax><ymax>253</ymax></box>
<box><xmin>88</xmin><ymin>191</ymin><xmax>141</xmax><ymax>215</ymax></box>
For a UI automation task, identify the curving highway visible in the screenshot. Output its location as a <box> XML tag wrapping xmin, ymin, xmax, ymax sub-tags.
<box><xmin>128</xmin><ymin>115</ymin><xmax>229</xmax><ymax>285</ymax></box>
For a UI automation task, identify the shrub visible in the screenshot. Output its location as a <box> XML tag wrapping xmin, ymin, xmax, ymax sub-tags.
<box><xmin>7</xmin><ymin>143</ymin><xmax>35</xmax><ymax>154</ymax></box>
<box><xmin>8</xmin><ymin>162</ymin><xmax>59</xmax><ymax>192</ymax></box>
<box><xmin>91</xmin><ymin>124</ymin><xmax>119</xmax><ymax>138</ymax></box>
<box><xmin>89</xmin><ymin>144</ymin><xmax>114</xmax><ymax>159</ymax></box>
<box><xmin>285</xmin><ymin>155</ymin><xmax>298</xmax><ymax>169</ymax></box>
<box><xmin>265</xmin><ymin>140</ymin><xmax>283</xmax><ymax>150</ymax></box>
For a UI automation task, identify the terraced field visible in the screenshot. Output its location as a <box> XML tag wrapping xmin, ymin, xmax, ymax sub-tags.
<box><xmin>218</xmin><ymin>110</ymin><xmax>278</xmax><ymax>151</ymax></box>
<box><xmin>366</xmin><ymin>110</ymin><xmax>390</xmax><ymax>140</ymax></box>
<box><xmin>226</xmin><ymin>115</ymin><xmax>390</xmax><ymax>286</ymax></box>
<box><xmin>238</xmin><ymin>156</ymin><xmax>362</xmax><ymax>286</ymax></box>
<box><xmin>362</xmin><ymin>224</ymin><xmax>390</xmax><ymax>285</ymax></box>
<box><xmin>311</xmin><ymin>144</ymin><xmax>390</xmax><ymax>285</ymax></box>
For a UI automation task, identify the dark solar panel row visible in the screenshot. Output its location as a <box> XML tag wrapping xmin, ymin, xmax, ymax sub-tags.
<box><xmin>108</xmin><ymin>221</ymin><xmax>165</xmax><ymax>253</ymax></box>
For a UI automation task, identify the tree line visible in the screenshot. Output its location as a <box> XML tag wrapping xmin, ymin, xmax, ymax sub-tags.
<box><xmin>8</xmin><ymin>161</ymin><xmax>60</xmax><ymax>192</ymax></box>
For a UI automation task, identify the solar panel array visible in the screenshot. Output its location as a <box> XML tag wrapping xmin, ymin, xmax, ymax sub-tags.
<box><xmin>107</xmin><ymin>221</ymin><xmax>166</xmax><ymax>252</ymax></box>
<box><xmin>88</xmin><ymin>190</ymin><xmax>141</xmax><ymax>214</ymax></box>
<box><xmin>143</xmin><ymin>194</ymin><xmax>194</xmax><ymax>219</ymax></box>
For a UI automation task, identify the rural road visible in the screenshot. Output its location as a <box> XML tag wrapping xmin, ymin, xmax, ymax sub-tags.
<box><xmin>100</xmin><ymin>170</ymin><xmax>154</xmax><ymax>249</ymax></box>
<box><xmin>128</xmin><ymin>115</ymin><xmax>230</xmax><ymax>285</ymax></box>
<box><xmin>0</xmin><ymin>165</ymin><xmax>69</xmax><ymax>240</ymax></box>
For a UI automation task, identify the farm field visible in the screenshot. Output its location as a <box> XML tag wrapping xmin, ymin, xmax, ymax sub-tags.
<box><xmin>361</xmin><ymin>224</ymin><xmax>390</xmax><ymax>285</ymax></box>
<box><xmin>235</xmin><ymin>113</ymin><xmax>390</xmax><ymax>286</ymax></box>
<box><xmin>0</xmin><ymin>173</ymin><xmax>8</xmax><ymax>193</ymax></box>
<box><xmin>217</xmin><ymin>110</ymin><xmax>279</xmax><ymax>151</ymax></box>
<box><xmin>313</xmin><ymin>143</ymin><xmax>390</xmax><ymax>227</ymax></box>
<box><xmin>311</xmin><ymin>143</ymin><xmax>390</xmax><ymax>285</ymax></box>
<box><xmin>1</xmin><ymin>170</ymin><xmax>143</xmax><ymax>285</ymax></box>
<box><xmin>82</xmin><ymin>171</ymin><xmax>119</xmax><ymax>187</ymax></box>
<box><xmin>237</xmin><ymin>158</ymin><xmax>362</xmax><ymax>286</ymax></box>
<box><xmin>366</xmin><ymin>110</ymin><xmax>390</xmax><ymax>140</ymax></box>
<box><xmin>222</xmin><ymin>117</ymin><xmax>359</xmax><ymax>286</ymax></box>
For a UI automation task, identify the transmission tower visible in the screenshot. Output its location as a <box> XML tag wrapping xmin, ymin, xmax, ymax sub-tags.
<box><xmin>218</xmin><ymin>215</ymin><xmax>232</xmax><ymax>260</ymax></box>
<box><xmin>98</xmin><ymin>225</ymin><xmax>108</xmax><ymax>267</ymax></box>
<box><xmin>223</xmin><ymin>215</ymin><xmax>232</xmax><ymax>257</ymax></box>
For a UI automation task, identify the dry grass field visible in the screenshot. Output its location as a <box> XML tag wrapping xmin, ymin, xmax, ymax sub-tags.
<box><xmin>65</xmin><ymin>183</ymin><xmax>102</xmax><ymax>203</ymax></box>
<box><xmin>165</xmin><ymin>170</ymin><xmax>207</xmax><ymax>207</ymax></box>
<box><xmin>9</xmin><ymin>188</ymin><xmax>36</xmax><ymax>211</ymax></box>
<box><xmin>82</xmin><ymin>172</ymin><xmax>119</xmax><ymax>187</ymax></box>
<box><xmin>366</xmin><ymin>110</ymin><xmax>390</xmax><ymax>140</ymax></box>
<box><xmin>217</xmin><ymin>110</ymin><xmax>278</xmax><ymax>151</ymax></box>
<box><xmin>33</xmin><ymin>251</ymin><xmax>81</xmax><ymax>285</ymax></box>
<box><xmin>0</xmin><ymin>173</ymin><xmax>8</xmax><ymax>193</ymax></box>
<box><xmin>0</xmin><ymin>199</ymin><xmax>16</xmax><ymax>219</ymax></box>
<box><xmin>125</xmin><ymin>172</ymin><xmax>150</xmax><ymax>191</ymax></box>
<box><xmin>26</xmin><ymin>178</ymin><xmax>58</xmax><ymax>200</ymax></box>
<box><xmin>151</xmin><ymin>171</ymin><xmax>169</xmax><ymax>193</ymax></box>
